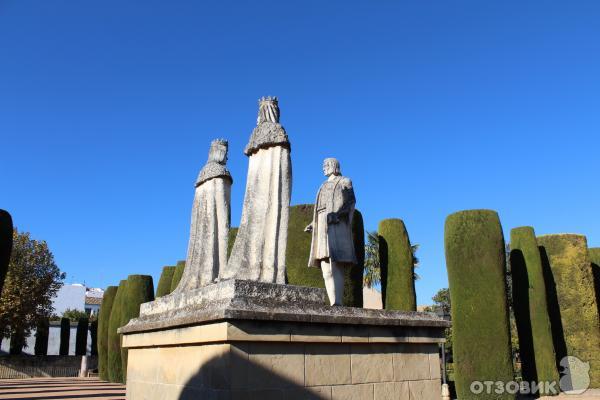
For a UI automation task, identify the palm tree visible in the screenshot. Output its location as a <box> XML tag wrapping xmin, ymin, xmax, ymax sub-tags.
<box><xmin>363</xmin><ymin>231</ymin><xmax>381</xmax><ymax>288</ymax></box>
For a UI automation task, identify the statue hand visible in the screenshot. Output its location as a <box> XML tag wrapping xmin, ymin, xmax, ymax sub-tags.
<box><xmin>304</xmin><ymin>223</ymin><xmax>313</xmax><ymax>232</ymax></box>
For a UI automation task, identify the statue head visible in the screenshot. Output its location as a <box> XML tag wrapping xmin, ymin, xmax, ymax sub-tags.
<box><xmin>323</xmin><ymin>158</ymin><xmax>341</xmax><ymax>177</ymax></box>
<box><xmin>257</xmin><ymin>96</ymin><xmax>280</xmax><ymax>124</ymax></box>
<box><xmin>208</xmin><ymin>139</ymin><xmax>228</xmax><ymax>164</ymax></box>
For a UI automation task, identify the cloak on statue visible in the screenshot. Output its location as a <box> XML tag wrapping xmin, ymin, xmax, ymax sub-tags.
<box><xmin>223</xmin><ymin>97</ymin><xmax>291</xmax><ymax>283</ymax></box>
<box><xmin>175</xmin><ymin>139</ymin><xmax>232</xmax><ymax>291</ymax></box>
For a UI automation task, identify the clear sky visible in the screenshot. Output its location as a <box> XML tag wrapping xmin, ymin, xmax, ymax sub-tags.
<box><xmin>1</xmin><ymin>1</ymin><xmax>599</xmax><ymax>305</ymax></box>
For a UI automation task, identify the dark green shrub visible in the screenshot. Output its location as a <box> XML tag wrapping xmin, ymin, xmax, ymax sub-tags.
<box><xmin>510</xmin><ymin>227</ymin><xmax>558</xmax><ymax>391</ymax></box>
<box><xmin>59</xmin><ymin>317</ymin><xmax>70</xmax><ymax>356</ymax></box>
<box><xmin>343</xmin><ymin>209</ymin><xmax>364</xmax><ymax>307</ymax></box>
<box><xmin>98</xmin><ymin>285</ymin><xmax>118</xmax><ymax>381</ymax></box>
<box><xmin>75</xmin><ymin>317</ymin><xmax>89</xmax><ymax>356</ymax></box>
<box><xmin>286</xmin><ymin>204</ymin><xmax>325</xmax><ymax>289</ymax></box>
<box><xmin>379</xmin><ymin>218</ymin><xmax>416</xmax><ymax>311</ymax></box>
<box><xmin>107</xmin><ymin>280</ymin><xmax>127</xmax><ymax>383</ymax></box>
<box><xmin>156</xmin><ymin>266</ymin><xmax>176</xmax><ymax>297</ymax></box>
<box><xmin>445</xmin><ymin>209</ymin><xmax>514</xmax><ymax>400</ymax></box>
<box><xmin>120</xmin><ymin>275</ymin><xmax>154</xmax><ymax>382</ymax></box>
<box><xmin>538</xmin><ymin>234</ymin><xmax>600</xmax><ymax>388</ymax></box>
<box><xmin>90</xmin><ymin>320</ymin><xmax>98</xmax><ymax>356</ymax></box>
<box><xmin>9</xmin><ymin>329</ymin><xmax>25</xmax><ymax>355</ymax></box>
<box><xmin>227</xmin><ymin>228</ymin><xmax>238</xmax><ymax>260</ymax></box>
<box><xmin>34</xmin><ymin>318</ymin><xmax>49</xmax><ymax>355</ymax></box>
<box><xmin>0</xmin><ymin>209</ymin><xmax>13</xmax><ymax>294</ymax></box>
<box><xmin>589</xmin><ymin>248</ymin><xmax>600</xmax><ymax>321</ymax></box>
<box><xmin>169</xmin><ymin>260</ymin><xmax>185</xmax><ymax>292</ymax></box>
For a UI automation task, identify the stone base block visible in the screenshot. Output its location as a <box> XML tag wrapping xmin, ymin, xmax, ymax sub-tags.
<box><xmin>121</xmin><ymin>280</ymin><xmax>448</xmax><ymax>399</ymax></box>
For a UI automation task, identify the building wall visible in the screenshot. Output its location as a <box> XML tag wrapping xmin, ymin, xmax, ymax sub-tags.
<box><xmin>52</xmin><ymin>284</ymin><xmax>86</xmax><ymax>315</ymax></box>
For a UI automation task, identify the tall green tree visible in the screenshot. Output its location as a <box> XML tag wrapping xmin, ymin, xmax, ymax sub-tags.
<box><xmin>0</xmin><ymin>229</ymin><xmax>65</xmax><ymax>352</ymax></box>
<box><xmin>98</xmin><ymin>286</ymin><xmax>118</xmax><ymax>381</ymax></box>
<box><xmin>363</xmin><ymin>231</ymin><xmax>381</xmax><ymax>289</ymax></box>
<box><xmin>0</xmin><ymin>210</ymin><xmax>13</xmax><ymax>294</ymax></box>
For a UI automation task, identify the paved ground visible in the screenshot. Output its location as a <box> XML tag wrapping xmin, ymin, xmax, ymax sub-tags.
<box><xmin>0</xmin><ymin>378</ymin><xmax>125</xmax><ymax>399</ymax></box>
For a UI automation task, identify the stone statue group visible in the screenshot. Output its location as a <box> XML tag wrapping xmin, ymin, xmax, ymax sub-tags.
<box><xmin>176</xmin><ymin>97</ymin><xmax>356</xmax><ymax>306</ymax></box>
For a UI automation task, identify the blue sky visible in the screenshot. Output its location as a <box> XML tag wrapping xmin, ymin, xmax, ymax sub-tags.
<box><xmin>1</xmin><ymin>1</ymin><xmax>599</xmax><ymax>305</ymax></box>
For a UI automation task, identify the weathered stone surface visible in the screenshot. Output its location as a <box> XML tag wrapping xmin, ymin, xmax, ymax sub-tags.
<box><xmin>306</xmin><ymin>158</ymin><xmax>357</xmax><ymax>306</ymax></box>
<box><xmin>332</xmin><ymin>383</ymin><xmax>374</xmax><ymax>400</ymax></box>
<box><xmin>408</xmin><ymin>379</ymin><xmax>440</xmax><ymax>399</ymax></box>
<box><xmin>305</xmin><ymin>344</ymin><xmax>351</xmax><ymax>386</ymax></box>
<box><xmin>225</xmin><ymin>97</ymin><xmax>291</xmax><ymax>284</ymax></box>
<box><xmin>351</xmin><ymin>344</ymin><xmax>394</xmax><ymax>383</ymax></box>
<box><xmin>374</xmin><ymin>382</ymin><xmax>410</xmax><ymax>400</ymax></box>
<box><xmin>393</xmin><ymin>344</ymin><xmax>434</xmax><ymax>381</ymax></box>
<box><xmin>120</xmin><ymin>279</ymin><xmax>449</xmax><ymax>335</ymax></box>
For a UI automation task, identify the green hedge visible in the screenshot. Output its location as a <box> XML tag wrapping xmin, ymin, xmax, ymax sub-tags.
<box><xmin>589</xmin><ymin>247</ymin><xmax>600</xmax><ymax>322</ymax></box>
<box><xmin>34</xmin><ymin>318</ymin><xmax>49</xmax><ymax>356</ymax></box>
<box><xmin>445</xmin><ymin>209</ymin><xmax>514</xmax><ymax>400</ymax></box>
<box><xmin>75</xmin><ymin>317</ymin><xmax>89</xmax><ymax>356</ymax></box>
<box><xmin>107</xmin><ymin>280</ymin><xmax>127</xmax><ymax>383</ymax></box>
<box><xmin>156</xmin><ymin>266</ymin><xmax>176</xmax><ymax>297</ymax></box>
<box><xmin>537</xmin><ymin>234</ymin><xmax>600</xmax><ymax>389</ymax></box>
<box><xmin>379</xmin><ymin>218</ymin><xmax>416</xmax><ymax>311</ymax></box>
<box><xmin>510</xmin><ymin>227</ymin><xmax>558</xmax><ymax>391</ymax></box>
<box><xmin>59</xmin><ymin>318</ymin><xmax>70</xmax><ymax>356</ymax></box>
<box><xmin>285</xmin><ymin>205</ymin><xmax>325</xmax><ymax>289</ymax></box>
<box><xmin>90</xmin><ymin>320</ymin><xmax>98</xmax><ymax>356</ymax></box>
<box><xmin>344</xmin><ymin>209</ymin><xmax>364</xmax><ymax>307</ymax></box>
<box><xmin>120</xmin><ymin>274</ymin><xmax>154</xmax><ymax>382</ymax></box>
<box><xmin>227</xmin><ymin>228</ymin><xmax>238</xmax><ymax>260</ymax></box>
<box><xmin>0</xmin><ymin>209</ymin><xmax>13</xmax><ymax>294</ymax></box>
<box><xmin>98</xmin><ymin>285</ymin><xmax>118</xmax><ymax>381</ymax></box>
<box><xmin>170</xmin><ymin>260</ymin><xmax>186</xmax><ymax>292</ymax></box>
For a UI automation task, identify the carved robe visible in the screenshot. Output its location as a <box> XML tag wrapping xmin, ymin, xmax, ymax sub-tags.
<box><xmin>177</xmin><ymin>162</ymin><xmax>232</xmax><ymax>290</ymax></box>
<box><xmin>224</xmin><ymin>119</ymin><xmax>291</xmax><ymax>284</ymax></box>
<box><xmin>308</xmin><ymin>175</ymin><xmax>357</xmax><ymax>267</ymax></box>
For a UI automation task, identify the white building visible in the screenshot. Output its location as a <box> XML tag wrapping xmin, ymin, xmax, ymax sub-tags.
<box><xmin>51</xmin><ymin>284</ymin><xmax>104</xmax><ymax>318</ymax></box>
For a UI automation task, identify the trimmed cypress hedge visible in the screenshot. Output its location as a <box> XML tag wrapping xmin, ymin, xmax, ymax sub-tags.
<box><xmin>0</xmin><ymin>209</ymin><xmax>13</xmax><ymax>294</ymax></box>
<box><xmin>170</xmin><ymin>260</ymin><xmax>185</xmax><ymax>292</ymax></box>
<box><xmin>156</xmin><ymin>266</ymin><xmax>176</xmax><ymax>297</ymax></box>
<box><xmin>344</xmin><ymin>209</ymin><xmax>364</xmax><ymax>307</ymax></box>
<box><xmin>34</xmin><ymin>318</ymin><xmax>50</xmax><ymax>355</ymax></box>
<box><xmin>107</xmin><ymin>280</ymin><xmax>127</xmax><ymax>383</ymax></box>
<box><xmin>59</xmin><ymin>317</ymin><xmax>70</xmax><ymax>356</ymax></box>
<box><xmin>120</xmin><ymin>275</ymin><xmax>154</xmax><ymax>382</ymax></box>
<box><xmin>379</xmin><ymin>218</ymin><xmax>416</xmax><ymax>311</ymax></box>
<box><xmin>285</xmin><ymin>204</ymin><xmax>325</xmax><ymax>289</ymax></box>
<box><xmin>9</xmin><ymin>329</ymin><xmax>25</xmax><ymax>355</ymax></box>
<box><xmin>75</xmin><ymin>317</ymin><xmax>89</xmax><ymax>356</ymax></box>
<box><xmin>537</xmin><ymin>234</ymin><xmax>600</xmax><ymax>389</ymax></box>
<box><xmin>589</xmin><ymin>248</ymin><xmax>600</xmax><ymax>320</ymax></box>
<box><xmin>510</xmin><ymin>227</ymin><xmax>558</xmax><ymax>391</ymax></box>
<box><xmin>445</xmin><ymin>210</ymin><xmax>515</xmax><ymax>400</ymax></box>
<box><xmin>227</xmin><ymin>228</ymin><xmax>238</xmax><ymax>260</ymax></box>
<box><xmin>98</xmin><ymin>285</ymin><xmax>118</xmax><ymax>381</ymax></box>
<box><xmin>90</xmin><ymin>320</ymin><xmax>98</xmax><ymax>356</ymax></box>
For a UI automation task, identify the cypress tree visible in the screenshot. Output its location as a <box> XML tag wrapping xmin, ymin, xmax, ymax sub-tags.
<box><xmin>445</xmin><ymin>209</ymin><xmax>514</xmax><ymax>400</ymax></box>
<box><xmin>285</xmin><ymin>204</ymin><xmax>325</xmax><ymax>288</ymax></box>
<box><xmin>75</xmin><ymin>317</ymin><xmax>89</xmax><ymax>356</ymax></box>
<box><xmin>34</xmin><ymin>318</ymin><xmax>50</xmax><ymax>356</ymax></box>
<box><xmin>0</xmin><ymin>209</ymin><xmax>13</xmax><ymax>294</ymax></box>
<box><xmin>90</xmin><ymin>320</ymin><xmax>98</xmax><ymax>356</ymax></box>
<box><xmin>98</xmin><ymin>285</ymin><xmax>118</xmax><ymax>381</ymax></box>
<box><xmin>170</xmin><ymin>260</ymin><xmax>186</xmax><ymax>292</ymax></box>
<box><xmin>155</xmin><ymin>266</ymin><xmax>176</xmax><ymax>297</ymax></box>
<box><xmin>227</xmin><ymin>228</ymin><xmax>238</xmax><ymax>260</ymax></box>
<box><xmin>379</xmin><ymin>218</ymin><xmax>416</xmax><ymax>311</ymax></box>
<box><xmin>59</xmin><ymin>317</ymin><xmax>70</xmax><ymax>356</ymax></box>
<box><xmin>9</xmin><ymin>329</ymin><xmax>25</xmax><ymax>355</ymax></box>
<box><xmin>120</xmin><ymin>275</ymin><xmax>154</xmax><ymax>382</ymax></box>
<box><xmin>107</xmin><ymin>280</ymin><xmax>127</xmax><ymax>383</ymax></box>
<box><xmin>343</xmin><ymin>209</ymin><xmax>364</xmax><ymax>307</ymax></box>
<box><xmin>538</xmin><ymin>234</ymin><xmax>600</xmax><ymax>389</ymax></box>
<box><xmin>510</xmin><ymin>227</ymin><xmax>558</xmax><ymax>392</ymax></box>
<box><xmin>589</xmin><ymin>248</ymin><xmax>600</xmax><ymax>320</ymax></box>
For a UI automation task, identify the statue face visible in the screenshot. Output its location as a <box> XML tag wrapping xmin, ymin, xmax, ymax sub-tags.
<box><xmin>323</xmin><ymin>160</ymin><xmax>335</xmax><ymax>176</ymax></box>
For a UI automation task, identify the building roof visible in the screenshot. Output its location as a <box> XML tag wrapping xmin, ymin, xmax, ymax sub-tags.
<box><xmin>85</xmin><ymin>296</ymin><xmax>102</xmax><ymax>305</ymax></box>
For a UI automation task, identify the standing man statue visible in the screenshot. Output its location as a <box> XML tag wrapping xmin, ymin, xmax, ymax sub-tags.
<box><xmin>306</xmin><ymin>158</ymin><xmax>357</xmax><ymax>306</ymax></box>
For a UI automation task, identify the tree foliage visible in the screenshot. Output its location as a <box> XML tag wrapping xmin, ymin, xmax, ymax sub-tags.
<box><xmin>0</xmin><ymin>229</ymin><xmax>65</xmax><ymax>345</ymax></box>
<box><xmin>363</xmin><ymin>231</ymin><xmax>381</xmax><ymax>288</ymax></box>
<box><xmin>62</xmin><ymin>308</ymin><xmax>90</xmax><ymax>322</ymax></box>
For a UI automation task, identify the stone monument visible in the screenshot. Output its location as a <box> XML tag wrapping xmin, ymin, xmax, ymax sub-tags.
<box><xmin>174</xmin><ymin>139</ymin><xmax>232</xmax><ymax>291</ymax></box>
<box><xmin>305</xmin><ymin>158</ymin><xmax>357</xmax><ymax>306</ymax></box>
<box><xmin>120</xmin><ymin>97</ymin><xmax>449</xmax><ymax>400</ymax></box>
<box><xmin>222</xmin><ymin>96</ymin><xmax>291</xmax><ymax>284</ymax></box>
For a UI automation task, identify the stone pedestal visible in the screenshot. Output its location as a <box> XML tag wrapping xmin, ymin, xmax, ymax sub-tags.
<box><xmin>120</xmin><ymin>279</ymin><xmax>449</xmax><ymax>400</ymax></box>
